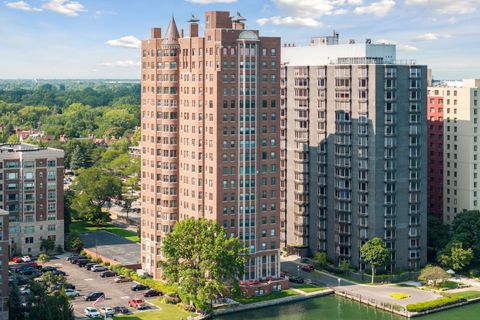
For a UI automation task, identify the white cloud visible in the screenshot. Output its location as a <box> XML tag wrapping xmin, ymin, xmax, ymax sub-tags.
<box><xmin>5</xmin><ymin>1</ymin><xmax>42</xmax><ymax>11</ymax></box>
<box><xmin>256</xmin><ymin>16</ymin><xmax>321</xmax><ymax>27</ymax></box>
<box><xmin>405</xmin><ymin>0</ymin><xmax>478</xmax><ymax>15</ymax></box>
<box><xmin>42</xmin><ymin>0</ymin><xmax>86</xmax><ymax>16</ymax></box>
<box><xmin>354</xmin><ymin>0</ymin><xmax>395</xmax><ymax>17</ymax></box>
<box><xmin>186</xmin><ymin>0</ymin><xmax>236</xmax><ymax>3</ymax></box>
<box><xmin>106</xmin><ymin>36</ymin><xmax>141</xmax><ymax>49</ymax></box>
<box><xmin>334</xmin><ymin>8</ymin><xmax>348</xmax><ymax>15</ymax></box>
<box><xmin>414</xmin><ymin>32</ymin><xmax>451</xmax><ymax>41</ymax></box>
<box><xmin>376</xmin><ymin>38</ymin><xmax>418</xmax><ymax>51</ymax></box>
<box><xmin>99</xmin><ymin>60</ymin><xmax>140</xmax><ymax>67</ymax></box>
<box><xmin>274</xmin><ymin>0</ymin><xmax>347</xmax><ymax>17</ymax></box>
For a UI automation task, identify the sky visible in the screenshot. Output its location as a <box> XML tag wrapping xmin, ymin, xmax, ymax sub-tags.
<box><xmin>0</xmin><ymin>0</ymin><xmax>479</xmax><ymax>80</ymax></box>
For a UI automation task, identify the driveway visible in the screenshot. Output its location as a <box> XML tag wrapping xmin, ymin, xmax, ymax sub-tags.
<box><xmin>281</xmin><ymin>259</ymin><xmax>355</xmax><ymax>287</ymax></box>
<box><xmin>45</xmin><ymin>257</ymin><xmax>156</xmax><ymax>318</ymax></box>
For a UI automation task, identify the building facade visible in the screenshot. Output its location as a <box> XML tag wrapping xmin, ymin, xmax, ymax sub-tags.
<box><xmin>0</xmin><ymin>209</ymin><xmax>8</xmax><ymax>319</ymax></box>
<box><xmin>427</xmin><ymin>96</ymin><xmax>444</xmax><ymax>220</ymax></box>
<box><xmin>141</xmin><ymin>11</ymin><xmax>283</xmax><ymax>285</ymax></box>
<box><xmin>281</xmin><ymin>37</ymin><xmax>428</xmax><ymax>271</ymax></box>
<box><xmin>428</xmin><ymin>79</ymin><xmax>480</xmax><ymax>223</ymax></box>
<box><xmin>0</xmin><ymin>144</ymin><xmax>64</xmax><ymax>256</ymax></box>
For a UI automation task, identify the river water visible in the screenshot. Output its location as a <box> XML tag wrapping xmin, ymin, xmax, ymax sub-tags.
<box><xmin>215</xmin><ymin>295</ymin><xmax>480</xmax><ymax>320</ymax></box>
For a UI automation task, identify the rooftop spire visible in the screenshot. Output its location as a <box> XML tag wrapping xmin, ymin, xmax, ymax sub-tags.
<box><xmin>163</xmin><ymin>16</ymin><xmax>180</xmax><ymax>43</ymax></box>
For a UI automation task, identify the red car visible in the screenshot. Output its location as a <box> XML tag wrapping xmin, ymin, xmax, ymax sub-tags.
<box><xmin>11</xmin><ymin>257</ymin><xmax>23</xmax><ymax>263</ymax></box>
<box><xmin>302</xmin><ymin>264</ymin><xmax>315</xmax><ymax>272</ymax></box>
<box><xmin>128</xmin><ymin>299</ymin><xmax>145</xmax><ymax>309</ymax></box>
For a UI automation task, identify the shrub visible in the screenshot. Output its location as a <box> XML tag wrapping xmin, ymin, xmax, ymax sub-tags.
<box><xmin>104</xmin><ymin>262</ymin><xmax>110</xmax><ymax>267</ymax></box>
<box><xmin>182</xmin><ymin>304</ymin><xmax>196</xmax><ymax>312</ymax></box>
<box><xmin>164</xmin><ymin>295</ymin><xmax>181</xmax><ymax>304</ymax></box>
<box><xmin>37</xmin><ymin>253</ymin><xmax>50</xmax><ymax>263</ymax></box>
<box><xmin>406</xmin><ymin>297</ymin><xmax>463</xmax><ymax>312</ymax></box>
<box><xmin>56</xmin><ymin>245</ymin><xmax>64</xmax><ymax>254</ymax></box>
<box><xmin>469</xmin><ymin>268</ymin><xmax>480</xmax><ymax>278</ymax></box>
<box><xmin>389</xmin><ymin>293</ymin><xmax>410</xmax><ymax>300</ymax></box>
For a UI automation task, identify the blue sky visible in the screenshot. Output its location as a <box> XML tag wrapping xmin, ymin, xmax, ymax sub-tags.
<box><xmin>0</xmin><ymin>0</ymin><xmax>479</xmax><ymax>79</ymax></box>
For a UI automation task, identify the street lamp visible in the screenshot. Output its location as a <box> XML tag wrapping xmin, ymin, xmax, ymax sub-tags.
<box><xmin>297</xmin><ymin>265</ymin><xmax>300</xmax><ymax>277</ymax></box>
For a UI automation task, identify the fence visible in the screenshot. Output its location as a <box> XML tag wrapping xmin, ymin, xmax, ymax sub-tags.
<box><xmin>335</xmin><ymin>288</ymin><xmax>409</xmax><ymax>317</ymax></box>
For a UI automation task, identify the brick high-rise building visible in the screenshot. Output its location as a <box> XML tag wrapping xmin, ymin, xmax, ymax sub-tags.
<box><xmin>0</xmin><ymin>209</ymin><xmax>8</xmax><ymax>319</ymax></box>
<box><xmin>141</xmin><ymin>11</ymin><xmax>284</xmax><ymax>289</ymax></box>
<box><xmin>280</xmin><ymin>35</ymin><xmax>428</xmax><ymax>271</ymax></box>
<box><xmin>428</xmin><ymin>79</ymin><xmax>480</xmax><ymax>223</ymax></box>
<box><xmin>0</xmin><ymin>143</ymin><xmax>64</xmax><ymax>256</ymax></box>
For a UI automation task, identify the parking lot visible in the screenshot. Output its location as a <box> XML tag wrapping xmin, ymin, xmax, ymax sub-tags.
<box><xmin>44</xmin><ymin>257</ymin><xmax>157</xmax><ymax>318</ymax></box>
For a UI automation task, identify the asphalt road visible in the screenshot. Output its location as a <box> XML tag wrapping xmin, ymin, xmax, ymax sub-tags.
<box><xmin>281</xmin><ymin>260</ymin><xmax>354</xmax><ymax>287</ymax></box>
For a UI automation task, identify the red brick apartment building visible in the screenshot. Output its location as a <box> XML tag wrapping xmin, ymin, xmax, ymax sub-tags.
<box><xmin>140</xmin><ymin>11</ymin><xmax>287</xmax><ymax>295</ymax></box>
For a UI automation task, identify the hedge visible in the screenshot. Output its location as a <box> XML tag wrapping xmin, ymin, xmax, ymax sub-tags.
<box><xmin>109</xmin><ymin>264</ymin><xmax>178</xmax><ymax>296</ymax></box>
<box><xmin>406</xmin><ymin>297</ymin><xmax>463</xmax><ymax>312</ymax></box>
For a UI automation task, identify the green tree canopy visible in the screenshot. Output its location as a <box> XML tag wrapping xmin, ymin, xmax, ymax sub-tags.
<box><xmin>418</xmin><ymin>265</ymin><xmax>449</xmax><ymax>287</ymax></box>
<box><xmin>162</xmin><ymin>219</ymin><xmax>248</xmax><ymax>311</ymax></box>
<box><xmin>438</xmin><ymin>241</ymin><xmax>474</xmax><ymax>271</ymax></box>
<box><xmin>360</xmin><ymin>237</ymin><xmax>390</xmax><ymax>283</ymax></box>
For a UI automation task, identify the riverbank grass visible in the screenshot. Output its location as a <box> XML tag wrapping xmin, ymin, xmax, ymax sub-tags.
<box><xmin>290</xmin><ymin>283</ymin><xmax>326</xmax><ymax>293</ymax></box>
<box><xmin>406</xmin><ymin>290</ymin><xmax>480</xmax><ymax>312</ymax></box>
<box><xmin>113</xmin><ymin>298</ymin><xmax>195</xmax><ymax>320</ymax></box>
<box><xmin>235</xmin><ymin>289</ymin><xmax>299</xmax><ymax>304</ymax></box>
<box><xmin>70</xmin><ymin>220</ymin><xmax>140</xmax><ymax>243</ymax></box>
<box><xmin>389</xmin><ymin>293</ymin><xmax>410</xmax><ymax>300</ymax></box>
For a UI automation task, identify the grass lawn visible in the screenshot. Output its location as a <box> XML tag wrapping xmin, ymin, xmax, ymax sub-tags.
<box><xmin>114</xmin><ymin>298</ymin><xmax>195</xmax><ymax>320</ymax></box>
<box><xmin>70</xmin><ymin>220</ymin><xmax>140</xmax><ymax>243</ymax></box>
<box><xmin>389</xmin><ymin>293</ymin><xmax>411</xmax><ymax>300</ymax></box>
<box><xmin>445</xmin><ymin>291</ymin><xmax>480</xmax><ymax>300</ymax></box>
<box><xmin>235</xmin><ymin>289</ymin><xmax>299</xmax><ymax>304</ymax></box>
<box><xmin>290</xmin><ymin>283</ymin><xmax>326</xmax><ymax>293</ymax></box>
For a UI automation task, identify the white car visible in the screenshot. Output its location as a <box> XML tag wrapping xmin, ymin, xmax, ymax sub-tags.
<box><xmin>22</xmin><ymin>256</ymin><xmax>31</xmax><ymax>262</ymax></box>
<box><xmin>91</xmin><ymin>265</ymin><xmax>108</xmax><ymax>272</ymax></box>
<box><xmin>85</xmin><ymin>307</ymin><xmax>101</xmax><ymax>318</ymax></box>
<box><xmin>20</xmin><ymin>287</ymin><xmax>30</xmax><ymax>296</ymax></box>
<box><xmin>100</xmin><ymin>307</ymin><xmax>115</xmax><ymax>317</ymax></box>
<box><xmin>65</xmin><ymin>289</ymin><xmax>80</xmax><ymax>297</ymax></box>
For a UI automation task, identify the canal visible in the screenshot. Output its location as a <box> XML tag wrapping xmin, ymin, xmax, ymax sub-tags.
<box><xmin>216</xmin><ymin>295</ymin><xmax>480</xmax><ymax>320</ymax></box>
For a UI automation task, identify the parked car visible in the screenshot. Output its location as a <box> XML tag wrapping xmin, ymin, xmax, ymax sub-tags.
<box><xmin>64</xmin><ymin>283</ymin><xmax>76</xmax><ymax>290</ymax></box>
<box><xmin>144</xmin><ymin>289</ymin><xmax>161</xmax><ymax>297</ymax></box>
<box><xmin>100</xmin><ymin>307</ymin><xmax>115</xmax><ymax>317</ymax></box>
<box><xmin>302</xmin><ymin>264</ymin><xmax>315</xmax><ymax>272</ymax></box>
<box><xmin>289</xmin><ymin>276</ymin><xmax>305</xmax><ymax>284</ymax></box>
<box><xmin>11</xmin><ymin>256</ymin><xmax>23</xmax><ymax>263</ymax></box>
<box><xmin>91</xmin><ymin>265</ymin><xmax>108</xmax><ymax>272</ymax></box>
<box><xmin>22</xmin><ymin>256</ymin><xmax>32</xmax><ymax>262</ymax></box>
<box><xmin>84</xmin><ymin>307</ymin><xmax>101</xmax><ymax>318</ymax></box>
<box><xmin>16</xmin><ymin>277</ymin><xmax>28</xmax><ymax>286</ymax></box>
<box><xmin>128</xmin><ymin>298</ymin><xmax>145</xmax><ymax>309</ymax></box>
<box><xmin>65</xmin><ymin>289</ymin><xmax>80</xmax><ymax>297</ymax></box>
<box><xmin>78</xmin><ymin>259</ymin><xmax>92</xmax><ymax>267</ymax></box>
<box><xmin>100</xmin><ymin>271</ymin><xmax>117</xmax><ymax>278</ymax></box>
<box><xmin>20</xmin><ymin>287</ymin><xmax>30</xmax><ymax>296</ymax></box>
<box><xmin>137</xmin><ymin>304</ymin><xmax>149</xmax><ymax>310</ymax></box>
<box><xmin>131</xmin><ymin>284</ymin><xmax>149</xmax><ymax>291</ymax></box>
<box><xmin>18</xmin><ymin>268</ymin><xmax>39</xmax><ymax>276</ymax></box>
<box><xmin>51</xmin><ymin>270</ymin><xmax>66</xmax><ymax>276</ymax></box>
<box><xmin>66</xmin><ymin>254</ymin><xmax>80</xmax><ymax>262</ymax></box>
<box><xmin>41</xmin><ymin>266</ymin><xmax>57</xmax><ymax>273</ymax></box>
<box><xmin>113</xmin><ymin>306</ymin><xmax>130</xmax><ymax>314</ymax></box>
<box><xmin>73</xmin><ymin>258</ymin><xmax>90</xmax><ymax>265</ymax></box>
<box><xmin>85</xmin><ymin>292</ymin><xmax>104</xmax><ymax>301</ymax></box>
<box><xmin>114</xmin><ymin>276</ymin><xmax>131</xmax><ymax>283</ymax></box>
<box><xmin>85</xmin><ymin>263</ymin><xmax>97</xmax><ymax>270</ymax></box>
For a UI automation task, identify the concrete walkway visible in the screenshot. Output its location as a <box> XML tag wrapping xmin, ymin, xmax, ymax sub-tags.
<box><xmin>337</xmin><ymin>283</ymin><xmax>442</xmax><ymax>307</ymax></box>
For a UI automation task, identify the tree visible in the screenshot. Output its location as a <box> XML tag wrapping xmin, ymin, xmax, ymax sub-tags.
<box><xmin>69</xmin><ymin>145</ymin><xmax>88</xmax><ymax>170</ymax></box>
<box><xmin>25</xmin><ymin>281</ymin><xmax>74</xmax><ymax>320</ymax></box>
<box><xmin>37</xmin><ymin>253</ymin><xmax>50</xmax><ymax>264</ymax></box>
<box><xmin>8</xmin><ymin>282</ymin><xmax>24</xmax><ymax>320</ymax></box>
<box><xmin>162</xmin><ymin>219</ymin><xmax>248</xmax><ymax>311</ymax></box>
<box><xmin>65</xmin><ymin>231</ymin><xmax>83</xmax><ymax>252</ymax></box>
<box><xmin>360</xmin><ymin>237</ymin><xmax>390</xmax><ymax>284</ymax></box>
<box><xmin>40</xmin><ymin>238</ymin><xmax>55</xmax><ymax>253</ymax></box>
<box><xmin>70</xmin><ymin>167</ymin><xmax>121</xmax><ymax>225</ymax></box>
<box><xmin>314</xmin><ymin>252</ymin><xmax>327</xmax><ymax>267</ymax></box>
<box><xmin>438</xmin><ymin>241</ymin><xmax>474</xmax><ymax>271</ymax></box>
<box><xmin>418</xmin><ymin>265</ymin><xmax>449</xmax><ymax>287</ymax></box>
<box><xmin>450</xmin><ymin>210</ymin><xmax>480</xmax><ymax>263</ymax></box>
<box><xmin>427</xmin><ymin>214</ymin><xmax>451</xmax><ymax>260</ymax></box>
